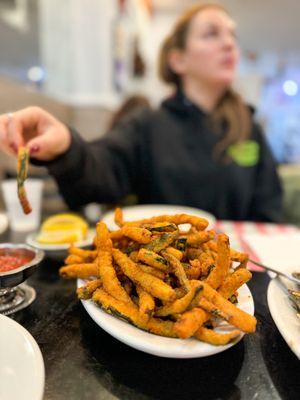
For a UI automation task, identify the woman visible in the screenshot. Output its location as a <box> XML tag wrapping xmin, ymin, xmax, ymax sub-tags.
<box><xmin>0</xmin><ymin>3</ymin><xmax>282</xmax><ymax>221</ymax></box>
<box><xmin>107</xmin><ymin>94</ymin><xmax>151</xmax><ymax>131</ymax></box>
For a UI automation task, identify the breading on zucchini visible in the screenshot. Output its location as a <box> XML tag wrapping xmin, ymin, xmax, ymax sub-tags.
<box><xmin>59</xmin><ymin>209</ymin><xmax>256</xmax><ymax>345</ymax></box>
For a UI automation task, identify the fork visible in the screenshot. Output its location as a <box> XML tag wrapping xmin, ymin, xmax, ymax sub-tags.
<box><xmin>250</xmin><ymin>259</ymin><xmax>300</xmax><ymax>317</ymax></box>
<box><xmin>271</xmin><ymin>276</ymin><xmax>300</xmax><ymax>318</ymax></box>
<box><xmin>249</xmin><ymin>259</ymin><xmax>300</xmax><ymax>286</ymax></box>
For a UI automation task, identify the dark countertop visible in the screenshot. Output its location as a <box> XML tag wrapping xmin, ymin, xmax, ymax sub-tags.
<box><xmin>2</xmin><ymin>232</ymin><xmax>300</xmax><ymax>400</ymax></box>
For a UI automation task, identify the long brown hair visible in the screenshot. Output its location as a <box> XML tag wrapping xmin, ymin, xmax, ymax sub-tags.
<box><xmin>108</xmin><ymin>95</ymin><xmax>151</xmax><ymax>131</ymax></box>
<box><xmin>158</xmin><ymin>2</ymin><xmax>251</xmax><ymax>159</ymax></box>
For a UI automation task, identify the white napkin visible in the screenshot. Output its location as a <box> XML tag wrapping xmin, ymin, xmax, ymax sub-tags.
<box><xmin>243</xmin><ymin>232</ymin><xmax>300</xmax><ymax>272</ymax></box>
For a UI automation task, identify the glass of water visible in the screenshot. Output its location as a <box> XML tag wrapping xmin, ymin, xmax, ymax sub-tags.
<box><xmin>1</xmin><ymin>179</ymin><xmax>44</xmax><ymax>232</ymax></box>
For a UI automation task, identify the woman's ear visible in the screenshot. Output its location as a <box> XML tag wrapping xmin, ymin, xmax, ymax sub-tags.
<box><xmin>168</xmin><ymin>49</ymin><xmax>187</xmax><ymax>76</ymax></box>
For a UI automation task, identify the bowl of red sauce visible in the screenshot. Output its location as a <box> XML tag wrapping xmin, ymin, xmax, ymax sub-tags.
<box><xmin>0</xmin><ymin>244</ymin><xmax>44</xmax><ymax>288</ymax></box>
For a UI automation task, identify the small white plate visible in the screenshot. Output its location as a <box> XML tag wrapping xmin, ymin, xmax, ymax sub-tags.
<box><xmin>268</xmin><ymin>278</ymin><xmax>300</xmax><ymax>359</ymax></box>
<box><xmin>26</xmin><ymin>229</ymin><xmax>95</xmax><ymax>259</ymax></box>
<box><xmin>78</xmin><ymin>281</ymin><xmax>254</xmax><ymax>358</ymax></box>
<box><xmin>0</xmin><ymin>314</ymin><xmax>45</xmax><ymax>400</ymax></box>
<box><xmin>242</xmin><ymin>232</ymin><xmax>300</xmax><ymax>358</ymax></box>
<box><xmin>0</xmin><ymin>212</ymin><xmax>8</xmax><ymax>234</ymax></box>
<box><xmin>102</xmin><ymin>204</ymin><xmax>216</xmax><ymax>231</ymax></box>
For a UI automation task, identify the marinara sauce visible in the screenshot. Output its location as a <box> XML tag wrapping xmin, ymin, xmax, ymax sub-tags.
<box><xmin>0</xmin><ymin>249</ymin><xmax>33</xmax><ymax>273</ymax></box>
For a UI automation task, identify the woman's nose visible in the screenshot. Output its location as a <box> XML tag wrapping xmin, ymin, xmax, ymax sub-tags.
<box><xmin>222</xmin><ymin>33</ymin><xmax>236</xmax><ymax>49</ymax></box>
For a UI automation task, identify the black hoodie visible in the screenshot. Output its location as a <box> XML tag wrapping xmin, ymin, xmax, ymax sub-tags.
<box><xmin>42</xmin><ymin>92</ymin><xmax>283</xmax><ymax>222</ymax></box>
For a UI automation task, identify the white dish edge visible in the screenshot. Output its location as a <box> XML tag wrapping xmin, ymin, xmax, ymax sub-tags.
<box><xmin>78</xmin><ymin>281</ymin><xmax>254</xmax><ymax>358</ymax></box>
<box><xmin>267</xmin><ymin>278</ymin><xmax>300</xmax><ymax>359</ymax></box>
<box><xmin>0</xmin><ymin>314</ymin><xmax>45</xmax><ymax>400</ymax></box>
<box><xmin>26</xmin><ymin>228</ymin><xmax>95</xmax><ymax>251</ymax></box>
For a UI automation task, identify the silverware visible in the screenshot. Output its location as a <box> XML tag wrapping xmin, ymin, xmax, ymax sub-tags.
<box><xmin>249</xmin><ymin>259</ymin><xmax>300</xmax><ymax>286</ymax></box>
<box><xmin>249</xmin><ymin>259</ymin><xmax>300</xmax><ymax>317</ymax></box>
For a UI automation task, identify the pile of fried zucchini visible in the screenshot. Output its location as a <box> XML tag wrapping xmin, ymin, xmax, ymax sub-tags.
<box><xmin>59</xmin><ymin>209</ymin><xmax>256</xmax><ymax>345</ymax></box>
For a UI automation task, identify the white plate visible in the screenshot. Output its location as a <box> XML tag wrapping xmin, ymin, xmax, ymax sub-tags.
<box><xmin>78</xmin><ymin>281</ymin><xmax>254</xmax><ymax>358</ymax></box>
<box><xmin>0</xmin><ymin>212</ymin><xmax>8</xmax><ymax>234</ymax></box>
<box><xmin>268</xmin><ymin>279</ymin><xmax>300</xmax><ymax>359</ymax></box>
<box><xmin>0</xmin><ymin>314</ymin><xmax>45</xmax><ymax>400</ymax></box>
<box><xmin>102</xmin><ymin>204</ymin><xmax>216</xmax><ymax>231</ymax></box>
<box><xmin>243</xmin><ymin>232</ymin><xmax>300</xmax><ymax>358</ymax></box>
<box><xmin>26</xmin><ymin>229</ymin><xmax>95</xmax><ymax>259</ymax></box>
<box><xmin>26</xmin><ymin>228</ymin><xmax>95</xmax><ymax>251</ymax></box>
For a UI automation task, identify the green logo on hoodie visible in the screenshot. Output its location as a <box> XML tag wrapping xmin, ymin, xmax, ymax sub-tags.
<box><xmin>227</xmin><ymin>140</ymin><xmax>260</xmax><ymax>167</ymax></box>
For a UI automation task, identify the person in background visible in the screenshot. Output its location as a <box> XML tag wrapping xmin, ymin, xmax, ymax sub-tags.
<box><xmin>108</xmin><ymin>94</ymin><xmax>151</xmax><ymax>131</ymax></box>
<box><xmin>0</xmin><ymin>2</ymin><xmax>282</xmax><ymax>222</ymax></box>
<box><xmin>108</xmin><ymin>94</ymin><xmax>151</xmax><ymax>207</ymax></box>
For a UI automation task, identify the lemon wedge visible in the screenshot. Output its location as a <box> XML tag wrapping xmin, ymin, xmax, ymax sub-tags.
<box><xmin>37</xmin><ymin>213</ymin><xmax>89</xmax><ymax>244</ymax></box>
<box><xmin>36</xmin><ymin>229</ymin><xmax>84</xmax><ymax>244</ymax></box>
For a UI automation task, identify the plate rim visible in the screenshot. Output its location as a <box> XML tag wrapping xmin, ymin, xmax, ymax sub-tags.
<box><xmin>267</xmin><ymin>278</ymin><xmax>300</xmax><ymax>359</ymax></box>
<box><xmin>0</xmin><ymin>313</ymin><xmax>45</xmax><ymax>400</ymax></box>
<box><xmin>25</xmin><ymin>228</ymin><xmax>95</xmax><ymax>251</ymax></box>
<box><xmin>101</xmin><ymin>204</ymin><xmax>216</xmax><ymax>230</ymax></box>
<box><xmin>78</xmin><ymin>281</ymin><xmax>254</xmax><ymax>358</ymax></box>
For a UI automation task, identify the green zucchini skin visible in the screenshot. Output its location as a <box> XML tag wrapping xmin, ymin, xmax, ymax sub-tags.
<box><xmin>17</xmin><ymin>147</ymin><xmax>32</xmax><ymax>214</ymax></box>
<box><xmin>145</xmin><ymin>232</ymin><xmax>179</xmax><ymax>253</ymax></box>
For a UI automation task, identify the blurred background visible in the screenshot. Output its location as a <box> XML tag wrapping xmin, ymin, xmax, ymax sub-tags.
<box><xmin>1</xmin><ymin>0</ymin><xmax>300</xmax><ymax>222</ymax></box>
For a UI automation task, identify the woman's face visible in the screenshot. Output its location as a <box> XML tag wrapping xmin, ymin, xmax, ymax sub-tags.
<box><xmin>172</xmin><ymin>8</ymin><xmax>239</xmax><ymax>87</ymax></box>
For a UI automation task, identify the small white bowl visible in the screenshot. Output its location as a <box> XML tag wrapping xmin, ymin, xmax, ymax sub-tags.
<box><xmin>26</xmin><ymin>229</ymin><xmax>95</xmax><ymax>260</ymax></box>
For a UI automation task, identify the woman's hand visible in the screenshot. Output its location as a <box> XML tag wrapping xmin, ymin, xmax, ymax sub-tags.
<box><xmin>0</xmin><ymin>106</ymin><xmax>71</xmax><ymax>161</ymax></box>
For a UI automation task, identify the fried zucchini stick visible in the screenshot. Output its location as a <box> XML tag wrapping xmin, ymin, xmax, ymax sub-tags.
<box><xmin>114</xmin><ymin>207</ymin><xmax>124</xmax><ymax>227</ymax></box>
<box><xmin>126</xmin><ymin>214</ymin><xmax>208</xmax><ymax>231</ymax></box>
<box><xmin>137</xmin><ymin>248</ymin><xmax>169</xmax><ymax>271</ymax></box>
<box><xmin>194</xmin><ymin>327</ymin><xmax>241</xmax><ymax>345</ymax></box>
<box><xmin>185</xmin><ymin>259</ymin><xmax>202</xmax><ymax>280</ymax></box>
<box><xmin>198</xmin><ymin>298</ymin><xmax>230</xmax><ymax>321</ymax></box>
<box><xmin>136</xmin><ymin>285</ymin><xmax>155</xmax><ymax>322</ymax></box>
<box><xmin>112</xmin><ymin>249</ymin><xmax>176</xmax><ymax>302</ymax></box>
<box><xmin>93</xmin><ymin>288</ymin><xmax>176</xmax><ymax>337</ymax></box>
<box><xmin>155</xmin><ymin>281</ymin><xmax>202</xmax><ymax>317</ymax></box>
<box><xmin>17</xmin><ymin>146</ymin><xmax>32</xmax><ymax>214</ymax></box>
<box><xmin>110</xmin><ymin>226</ymin><xmax>152</xmax><ymax>244</ymax></box>
<box><xmin>137</xmin><ymin>264</ymin><xmax>166</xmax><ymax>280</ymax></box>
<box><xmin>59</xmin><ymin>263</ymin><xmax>98</xmax><ymax>279</ymax></box>
<box><xmin>96</xmin><ymin>221</ymin><xmax>113</xmax><ymax>251</ymax></box>
<box><xmin>186</xmin><ymin>230</ymin><xmax>215</xmax><ymax>246</ymax></box>
<box><xmin>98</xmin><ymin>250</ymin><xmax>132</xmax><ymax>303</ymax></box>
<box><xmin>174</xmin><ymin>307</ymin><xmax>209</xmax><ymax>339</ymax></box>
<box><xmin>65</xmin><ymin>254</ymin><xmax>85</xmax><ymax>265</ymax></box>
<box><xmin>205</xmin><ymin>234</ymin><xmax>231</xmax><ymax>289</ymax></box>
<box><xmin>164</xmin><ymin>247</ymin><xmax>183</xmax><ymax>261</ymax></box>
<box><xmin>141</xmin><ymin>222</ymin><xmax>178</xmax><ymax>232</ymax></box>
<box><xmin>121</xmin><ymin>226</ymin><xmax>152</xmax><ymax>244</ymax></box>
<box><xmin>218</xmin><ymin>268</ymin><xmax>252</xmax><ymax>299</ymax></box>
<box><xmin>145</xmin><ymin>232</ymin><xmax>179</xmax><ymax>253</ymax></box>
<box><xmin>207</xmin><ymin>241</ymin><xmax>248</xmax><ymax>268</ymax></box>
<box><xmin>69</xmin><ymin>245</ymin><xmax>97</xmax><ymax>260</ymax></box>
<box><xmin>199</xmin><ymin>253</ymin><xmax>215</xmax><ymax>278</ymax></box>
<box><xmin>77</xmin><ymin>279</ymin><xmax>102</xmax><ymax>299</ymax></box>
<box><xmin>162</xmin><ymin>251</ymin><xmax>190</xmax><ymax>293</ymax></box>
<box><xmin>196</xmin><ymin>282</ymin><xmax>257</xmax><ymax>333</ymax></box>
<box><xmin>96</xmin><ymin>222</ymin><xmax>131</xmax><ymax>303</ymax></box>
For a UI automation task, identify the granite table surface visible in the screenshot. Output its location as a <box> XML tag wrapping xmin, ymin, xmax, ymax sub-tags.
<box><xmin>1</xmin><ymin>230</ymin><xmax>300</xmax><ymax>400</ymax></box>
